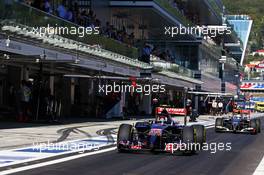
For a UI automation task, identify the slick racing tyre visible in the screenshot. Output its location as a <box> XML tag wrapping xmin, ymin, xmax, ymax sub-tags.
<box><xmin>193</xmin><ymin>125</ymin><xmax>206</xmax><ymax>150</ymax></box>
<box><xmin>182</xmin><ymin>126</ymin><xmax>196</xmax><ymax>154</ymax></box>
<box><xmin>256</xmin><ymin>118</ymin><xmax>261</xmax><ymax>133</ymax></box>
<box><xmin>250</xmin><ymin>119</ymin><xmax>257</xmax><ymax>135</ymax></box>
<box><xmin>215</xmin><ymin>118</ymin><xmax>223</xmax><ymax>132</ymax></box>
<box><xmin>117</xmin><ymin>124</ymin><xmax>133</xmax><ymax>152</ymax></box>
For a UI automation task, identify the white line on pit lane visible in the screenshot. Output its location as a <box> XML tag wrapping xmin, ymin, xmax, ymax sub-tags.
<box><xmin>253</xmin><ymin>155</ymin><xmax>264</xmax><ymax>175</ymax></box>
<box><xmin>205</xmin><ymin>125</ymin><xmax>215</xmax><ymax>129</ymax></box>
<box><xmin>0</xmin><ymin>147</ymin><xmax>117</xmax><ymax>175</ymax></box>
<box><xmin>0</xmin><ymin>135</ymin><xmax>117</xmax><ymax>168</ymax></box>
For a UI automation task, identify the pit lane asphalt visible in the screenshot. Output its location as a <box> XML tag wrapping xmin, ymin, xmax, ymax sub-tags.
<box><xmin>11</xmin><ymin>117</ymin><xmax>264</xmax><ymax>175</ymax></box>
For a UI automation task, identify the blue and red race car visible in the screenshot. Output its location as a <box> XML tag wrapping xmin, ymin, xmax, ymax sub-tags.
<box><xmin>117</xmin><ymin>107</ymin><xmax>206</xmax><ymax>154</ymax></box>
<box><xmin>215</xmin><ymin>110</ymin><xmax>261</xmax><ymax>134</ymax></box>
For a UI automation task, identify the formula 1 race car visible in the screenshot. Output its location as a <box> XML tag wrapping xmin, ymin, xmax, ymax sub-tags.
<box><xmin>215</xmin><ymin>110</ymin><xmax>261</xmax><ymax>134</ymax></box>
<box><xmin>117</xmin><ymin>107</ymin><xmax>206</xmax><ymax>154</ymax></box>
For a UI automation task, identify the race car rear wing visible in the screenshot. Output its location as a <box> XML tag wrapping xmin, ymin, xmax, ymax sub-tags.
<box><xmin>155</xmin><ymin>107</ymin><xmax>187</xmax><ymax>116</ymax></box>
<box><xmin>233</xmin><ymin>109</ymin><xmax>251</xmax><ymax>116</ymax></box>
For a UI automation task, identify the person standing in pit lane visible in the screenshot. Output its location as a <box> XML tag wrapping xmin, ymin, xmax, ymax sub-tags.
<box><xmin>18</xmin><ymin>80</ymin><xmax>32</xmax><ymax>122</ymax></box>
<box><xmin>212</xmin><ymin>100</ymin><xmax>217</xmax><ymax>116</ymax></box>
<box><xmin>218</xmin><ymin>101</ymin><xmax>223</xmax><ymax>115</ymax></box>
<box><xmin>225</xmin><ymin>99</ymin><xmax>232</xmax><ymax>114</ymax></box>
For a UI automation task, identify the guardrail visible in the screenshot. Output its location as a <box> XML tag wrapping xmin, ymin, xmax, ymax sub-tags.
<box><xmin>0</xmin><ymin>22</ymin><xmax>152</xmax><ymax>69</ymax></box>
<box><xmin>0</xmin><ymin>0</ymin><xmax>139</xmax><ymax>59</ymax></box>
<box><xmin>150</xmin><ymin>55</ymin><xmax>194</xmax><ymax>78</ymax></box>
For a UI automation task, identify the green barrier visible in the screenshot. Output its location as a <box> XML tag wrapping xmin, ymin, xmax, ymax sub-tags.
<box><xmin>0</xmin><ymin>1</ymin><xmax>139</xmax><ymax>59</ymax></box>
<box><xmin>154</xmin><ymin>0</ymin><xmax>193</xmax><ymax>27</ymax></box>
<box><xmin>152</xmin><ymin>61</ymin><xmax>194</xmax><ymax>78</ymax></box>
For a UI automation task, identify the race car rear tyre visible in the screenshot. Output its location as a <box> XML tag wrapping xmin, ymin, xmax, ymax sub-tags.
<box><xmin>182</xmin><ymin>126</ymin><xmax>196</xmax><ymax>153</ymax></box>
<box><xmin>250</xmin><ymin>119</ymin><xmax>257</xmax><ymax>135</ymax></box>
<box><xmin>193</xmin><ymin>125</ymin><xmax>206</xmax><ymax>149</ymax></box>
<box><xmin>215</xmin><ymin>118</ymin><xmax>223</xmax><ymax>132</ymax></box>
<box><xmin>256</xmin><ymin>119</ymin><xmax>261</xmax><ymax>133</ymax></box>
<box><xmin>117</xmin><ymin>124</ymin><xmax>133</xmax><ymax>152</ymax></box>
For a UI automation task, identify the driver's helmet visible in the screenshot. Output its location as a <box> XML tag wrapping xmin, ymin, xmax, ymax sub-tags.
<box><xmin>233</xmin><ymin>114</ymin><xmax>241</xmax><ymax>118</ymax></box>
<box><xmin>232</xmin><ymin>112</ymin><xmax>245</xmax><ymax>119</ymax></box>
<box><xmin>157</xmin><ymin>109</ymin><xmax>169</xmax><ymax>122</ymax></box>
<box><xmin>158</xmin><ymin>115</ymin><xmax>168</xmax><ymax>122</ymax></box>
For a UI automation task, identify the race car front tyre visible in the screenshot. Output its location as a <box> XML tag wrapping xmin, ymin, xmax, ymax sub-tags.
<box><xmin>192</xmin><ymin>125</ymin><xmax>206</xmax><ymax>150</ymax></box>
<box><xmin>256</xmin><ymin>118</ymin><xmax>261</xmax><ymax>133</ymax></box>
<box><xmin>117</xmin><ymin>124</ymin><xmax>133</xmax><ymax>152</ymax></box>
<box><xmin>215</xmin><ymin>118</ymin><xmax>223</xmax><ymax>132</ymax></box>
<box><xmin>182</xmin><ymin>126</ymin><xmax>196</xmax><ymax>153</ymax></box>
<box><xmin>250</xmin><ymin>119</ymin><xmax>257</xmax><ymax>135</ymax></box>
